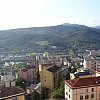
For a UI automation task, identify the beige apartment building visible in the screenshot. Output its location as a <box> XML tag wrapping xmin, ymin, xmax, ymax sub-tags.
<box><xmin>64</xmin><ymin>76</ymin><xmax>100</xmax><ymax>100</ymax></box>
<box><xmin>84</xmin><ymin>51</ymin><xmax>100</xmax><ymax>70</ymax></box>
<box><xmin>40</xmin><ymin>65</ymin><xmax>61</xmax><ymax>92</ymax></box>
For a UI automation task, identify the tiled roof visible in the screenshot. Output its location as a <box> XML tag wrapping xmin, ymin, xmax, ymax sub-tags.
<box><xmin>0</xmin><ymin>86</ymin><xmax>25</xmax><ymax>99</ymax></box>
<box><xmin>47</xmin><ymin>65</ymin><xmax>61</xmax><ymax>73</ymax></box>
<box><xmin>64</xmin><ymin>76</ymin><xmax>100</xmax><ymax>89</ymax></box>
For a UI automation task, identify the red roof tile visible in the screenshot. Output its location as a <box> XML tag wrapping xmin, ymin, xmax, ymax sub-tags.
<box><xmin>64</xmin><ymin>76</ymin><xmax>100</xmax><ymax>88</ymax></box>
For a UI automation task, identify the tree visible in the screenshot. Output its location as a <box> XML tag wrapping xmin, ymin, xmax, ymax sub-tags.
<box><xmin>30</xmin><ymin>90</ymin><xmax>41</xmax><ymax>100</ymax></box>
<box><xmin>16</xmin><ymin>77</ymin><xmax>27</xmax><ymax>88</ymax></box>
<box><xmin>50</xmin><ymin>75</ymin><xmax>65</xmax><ymax>99</ymax></box>
<box><xmin>66</xmin><ymin>71</ymin><xmax>70</xmax><ymax>80</ymax></box>
<box><xmin>50</xmin><ymin>82</ymin><xmax>64</xmax><ymax>99</ymax></box>
<box><xmin>71</xmin><ymin>66</ymin><xmax>77</xmax><ymax>73</ymax></box>
<box><xmin>41</xmin><ymin>87</ymin><xmax>49</xmax><ymax>100</ymax></box>
<box><xmin>11</xmin><ymin>63</ymin><xmax>27</xmax><ymax>72</ymax></box>
<box><xmin>68</xmin><ymin>66</ymin><xmax>71</xmax><ymax>73</ymax></box>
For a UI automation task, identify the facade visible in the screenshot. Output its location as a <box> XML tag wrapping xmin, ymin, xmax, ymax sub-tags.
<box><xmin>39</xmin><ymin>63</ymin><xmax>54</xmax><ymax>72</ymax></box>
<box><xmin>90</xmin><ymin>51</ymin><xmax>100</xmax><ymax>56</ymax></box>
<box><xmin>84</xmin><ymin>51</ymin><xmax>100</xmax><ymax>70</ymax></box>
<box><xmin>0</xmin><ymin>75</ymin><xmax>15</xmax><ymax>87</ymax></box>
<box><xmin>39</xmin><ymin>54</ymin><xmax>68</xmax><ymax>66</ymax></box>
<box><xmin>40</xmin><ymin>65</ymin><xmax>61</xmax><ymax>92</ymax></box>
<box><xmin>17</xmin><ymin>65</ymin><xmax>37</xmax><ymax>82</ymax></box>
<box><xmin>0</xmin><ymin>86</ymin><xmax>25</xmax><ymax>100</ymax></box>
<box><xmin>64</xmin><ymin>76</ymin><xmax>100</xmax><ymax>100</ymax></box>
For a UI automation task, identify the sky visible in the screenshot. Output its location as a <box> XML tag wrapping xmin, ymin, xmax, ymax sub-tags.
<box><xmin>0</xmin><ymin>0</ymin><xmax>100</xmax><ymax>30</ymax></box>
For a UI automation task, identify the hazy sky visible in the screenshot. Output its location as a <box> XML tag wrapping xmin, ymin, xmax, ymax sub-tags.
<box><xmin>0</xmin><ymin>0</ymin><xmax>100</xmax><ymax>30</ymax></box>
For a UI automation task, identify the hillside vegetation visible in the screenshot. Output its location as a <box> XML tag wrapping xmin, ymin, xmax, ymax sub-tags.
<box><xmin>0</xmin><ymin>24</ymin><xmax>100</xmax><ymax>53</ymax></box>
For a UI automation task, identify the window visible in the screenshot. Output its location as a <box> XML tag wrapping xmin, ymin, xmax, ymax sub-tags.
<box><xmin>99</xmin><ymin>92</ymin><xmax>100</xmax><ymax>97</ymax></box>
<box><xmin>66</xmin><ymin>92</ymin><xmax>68</xmax><ymax>96</ymax></box>
<box><xmin>66</xmin><ymin>86</ymin><xmax>68</xmax><ymax>89</ymax></box>
<box><xmin>91</xmin><ymin>88</ymin><xmax>94</xmax><ymax>92</ymax></box>
<box><xmin>13</xmin><ymin>97</ymin><xmax>17</xmax><ymax>100</ymax></box>
<box><xmin>91</xmin><ymin>93</ymin><xmax>94</xmax><ymax>98</ymax></box>
<box><xmin>85</xmin><ymin>94</ymin><xmax>89</xmax><ymax>99</ymax></box>
<box><xmin>80</xmin><ymin>95</ymin><xmax>83</xmax><ymax>100</ymax></box>
<box><xmin>80</xmin><ymin>89</ymin><xmax>82</xmax><ymax>94</ymax></box>
<box><xmin>8</xmin><ymin>97</ymin><xmax>17</xmax><ymax>100</ymax></box>
<box><xmin>86</xmin><ymin>89</ymin><xmax>88</xmax><ymax>93</ymax></box>
<box><xmin>69</xmin><ymin>88</ymin><xmax>70</xmax><ymax>92</ymax></box>
<box><xmin>69</xmin><ymin>94</ymin><xmax>70</xmax><ymax>98</ymax></box>
<box><xmin>44</xmin><ymin>77</ymin><xmax>46</xmax><ymax>82</ymax></box>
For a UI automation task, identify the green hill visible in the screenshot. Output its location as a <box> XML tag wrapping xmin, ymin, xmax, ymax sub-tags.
<box><xmin>0</xmin><ymin>24</ymin><xmax>100</xmax><ymax>53</ymax></box>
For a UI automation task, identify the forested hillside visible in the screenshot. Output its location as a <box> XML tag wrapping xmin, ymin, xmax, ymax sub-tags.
<box><xmin>0</xmin><ymin>24</ymin><xmax>100</xmax><ymax>53</ymax></box>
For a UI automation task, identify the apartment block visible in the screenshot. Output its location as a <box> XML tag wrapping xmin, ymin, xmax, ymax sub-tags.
<box><xmin>40</xmin><ymin>65</ymin><xmax>61</xmax><ymax>92</ymax></box>
<box><xmin>84</xmin><ymin>51</ymin><xmax>100</xmax><ymax>70</ymax></box>
<box><xmin>17</xmin><ymin>65</ymin><xmax>37</xmax><ymax>82</ymax></box>
<box><xmin>64</xmin><ymin>76</ymin><xmax>100</xmax><ymax>100</ymax></box>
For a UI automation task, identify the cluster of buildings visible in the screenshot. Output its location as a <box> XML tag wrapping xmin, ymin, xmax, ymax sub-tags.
<box><xmin>17</xmin><ymin>65</ymin><xmax>37</xmax><ymax>83</ymax></box>
<box><xmin>0</xmin><ymin>50</ymin><xmax>100</xmax><ymax>100</ymax></box>
<box><xmin>0</xmin><ymin>52</ymin><xmax>68</xmax><ymax>100</ymax></box>
<box><xmin>38</xmin><ymin>53</ymin><xmax>69</xmax><ymax>93</ymax></box>
<box><xmin>64</xmin><ymin>50</ymin><xmax>100</xmax><ymax>100</ymax></box>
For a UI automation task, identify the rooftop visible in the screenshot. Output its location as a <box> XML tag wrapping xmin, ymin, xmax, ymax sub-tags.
<box><xmin>74</xmin><ymin>71</ymin><xmax>91</xmax><ymax>77</ymax></box>
<box><xmin>64</xmin><ymin>76</ymin><xmax>100</xmax><ymax>89</ymax></box>
<box><xmin>0</xmin><ymin>75</ymin><xmax>15</xmax><ymax>82</ymax></box>
<box><xmin>0</xmin><ymin>86</ymin><xmax>25</xmax><ymax>99</ymax></box>
<box><xmin>21</xmin><ymin>65</ymin><xmax>36</xmax><ymax>72</ymax></box>
<box><xmin>47</xmin><ymin>65</ymin><xmax>61</xmax><ymax>73</ymax></box>
<box><xmin>41</xmin><ymin>63</ymin><xmax>54</xmax><ymax>67</ymax></box>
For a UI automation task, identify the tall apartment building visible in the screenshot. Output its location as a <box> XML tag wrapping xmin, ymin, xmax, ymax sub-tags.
<box><xmin>40</xmin><ymin>65</ymin><xmax>61</xmax><ymax>92</ymax></box>
<box><xmin>64</xmin><ymin>76</ymin><xmax>100</xmax><ymax>100</ymax></box>
<box><xmin>17</xmin><ymin>65</ymin><xmax>37</xmax><ymax>82</ymax></box>
<box><xmin>84</xmin><ymin>51</ymin><xmax>100</xmax><ymax>70</ymax></box>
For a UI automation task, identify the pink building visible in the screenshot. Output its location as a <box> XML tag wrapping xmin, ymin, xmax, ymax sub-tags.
<box><xmin>17</xmin><ymin>65</ymin><xmax>37</xmax><ymax>82</ymax></box>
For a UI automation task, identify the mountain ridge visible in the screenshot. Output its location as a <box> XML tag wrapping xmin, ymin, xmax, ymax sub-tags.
<box><xmin>0</xmin><ymin>23</ymin><xmax>99</xmax><ymax>53</ymax></box>
<box><xmin>93</xmin><ymin>25</ymin><xmax>100</xmax><ymax>29</ymax></box>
